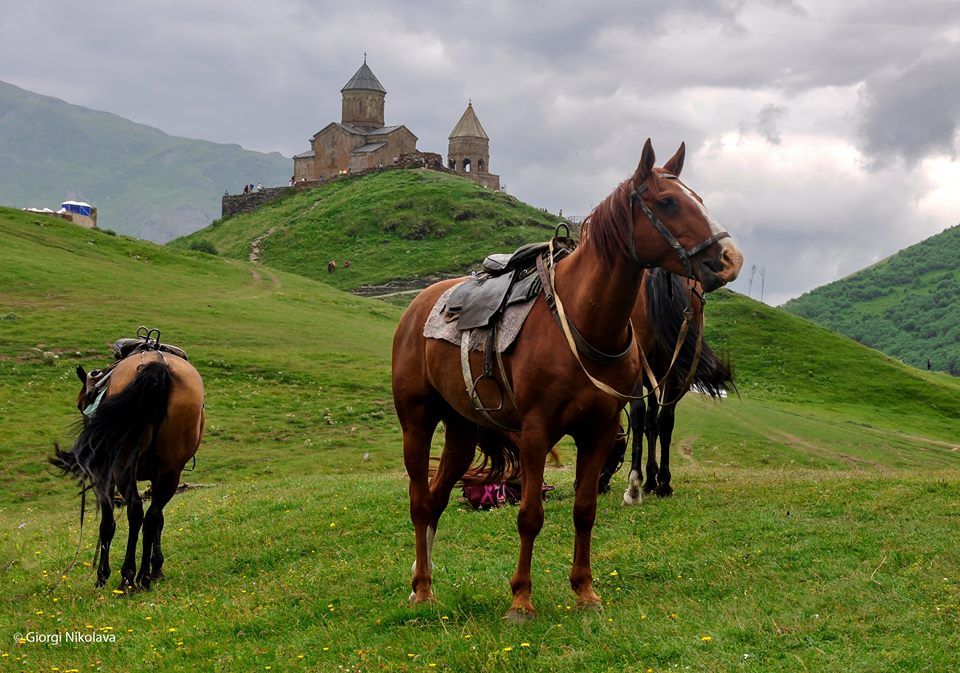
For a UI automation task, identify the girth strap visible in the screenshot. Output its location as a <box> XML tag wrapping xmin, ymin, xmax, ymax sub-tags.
<box><xmin>460</xmin><ymin>328</ymin><xmax>520</xmax><ymax>433</ymax></box>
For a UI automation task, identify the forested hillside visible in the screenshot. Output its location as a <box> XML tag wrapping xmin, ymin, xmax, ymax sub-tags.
<box><xmin>783</xmin><ymin>224</ymin><xmax>960</xmax><ymax>375</ymax></box>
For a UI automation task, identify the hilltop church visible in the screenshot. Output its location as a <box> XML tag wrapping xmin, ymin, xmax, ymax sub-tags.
<box><xmin>293</xmin><ymin>59</ymin><xmax>499</xmax><ymax>190</ymax></box>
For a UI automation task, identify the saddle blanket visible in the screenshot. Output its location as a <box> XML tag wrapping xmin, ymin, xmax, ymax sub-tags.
<box><xmin>423</xmin><ymin>283</ymin><xmax>537</xmax><ymax>352</ymax></box>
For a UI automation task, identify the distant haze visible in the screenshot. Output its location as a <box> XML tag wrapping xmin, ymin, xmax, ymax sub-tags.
<box><xmin>2</xmin><ymin>1</ymin><xmax>959</xmax><ymax>302</ymax></box>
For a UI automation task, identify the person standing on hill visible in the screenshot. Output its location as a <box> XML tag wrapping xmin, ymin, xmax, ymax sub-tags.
<box><xmin>927</xmin><ymin>358</ymin><xmax>932</xmax><ymax>371</ymax></box>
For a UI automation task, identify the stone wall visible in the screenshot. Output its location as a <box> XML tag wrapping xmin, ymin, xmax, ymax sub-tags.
<box><xmin>221</xmin><ymin>187</ymin><xmax>295</xmax><ymax>218</ymax></box>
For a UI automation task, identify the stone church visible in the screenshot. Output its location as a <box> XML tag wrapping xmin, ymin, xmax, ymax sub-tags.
<box><xmin>293</xmin><ymin>60</ymin><xmax>418</xmax><ymax>181</ymax></box>
<box><xmin>293</xmin><ymin>60</ymin><xmax>500</xmax><ymax>190</ymax></box>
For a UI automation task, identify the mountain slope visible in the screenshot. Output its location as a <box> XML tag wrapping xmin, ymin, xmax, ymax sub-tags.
<box><xmin>170</xmin><ymin>169</ymin><xmax>564</xmax><ymax>290</ymax></box>
<box><xmin>0</xmin><ymin>79</ymin><xmax>290</xmax><ymax>241</ymax></box>
<box><xmin>782</xmin><ymin>224</ymin><xmax>960</xmax><ymax>374</ymax></box>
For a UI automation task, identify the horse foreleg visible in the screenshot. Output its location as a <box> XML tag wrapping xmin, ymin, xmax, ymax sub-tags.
<box><xmin>656</xmin><ymin>402</ymin><xmax>677</xmax><ymax>497</ymax></box>
<box><xmin>96</xmin><ymin>495</ymin><xmax>116</xmax><ymax>588</ymax></box>
<box><xmin>119</xmin><ymin>480</ymin><xmax>144</xmax><ymax>591</ymax></box>
<box><xmin>570</xmin><ymin>423</ymin><xmax>618</xmax><ymax>609</ymax></box>
<box><xmin>623</xmin><ymin>390</ymin><xmax>645</xmax><ymax>506</ymax></box>
<box><xmin>506</xmin><ymin>430</ymin><xmax>548</xmax><ymax>622</ymax></box>
<box><xmin>138</xmin><ymin>471</ymin><xmax>177</xmax><ymax>589</ymax></box>
<box><xmin>402</xmin><ymin>411</ymin><xmax>440</xmax><ymax>604</ymax></box>
<box><xmin>642</xmin><ymin>391</ymin><xmax>660</xmax><ymax>494</ymax></box>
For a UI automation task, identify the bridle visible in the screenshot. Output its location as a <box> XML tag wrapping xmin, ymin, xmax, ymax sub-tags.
<box><xmin>629</xmin><ymin>173</ymin><xmax>731</xmax><ymax>279</ymax></box>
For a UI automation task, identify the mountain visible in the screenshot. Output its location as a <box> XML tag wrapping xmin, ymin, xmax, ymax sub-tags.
<box><xmin>0</xmin><ymin>79</ymin><xmax>290</xmax><ymax>241</ymax></box>
<box><xmin>171</xmin><ymin>168</ymin><xmax>563</xmax><ymax>291</ymax></box>
<box><xmin>782</xmin><ymin>224</ymin><xmax>960</xmax><ymax>375</ymax></box>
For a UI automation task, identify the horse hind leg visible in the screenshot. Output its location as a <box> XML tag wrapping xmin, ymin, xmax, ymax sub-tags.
<box><xmin>96</xmin><ymin>492</ymin><xmax>117</xmax><ymax>588</ymax></box>
<box><xmin>137</xmin><ymin>471</ymin><xmax>178</xmax><ymax>589</ymax></box>
<box><xmin>118</xmin><ymin>479</ymin><xmax>144</xmax><ymax>591</ymax></box>
<box><xmin>428</xmin><ymin>416</ymin><xmax>477</xmax><ymax>532</ymax></box>
<box><xmin>401</xmin><ymin>403</ymin><xmax>441</xmax><ymax>604</ymax></box>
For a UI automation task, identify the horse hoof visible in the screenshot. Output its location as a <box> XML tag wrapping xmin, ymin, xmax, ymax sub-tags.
<box><xmin>504</xmin><ymin>607</ymin><xmax>536</xmax><ymax>623</ymax></box>
<box><xmin>576</xmin><ymin>597</ymin><xmax>603</xmax><ymax>612</ymax></box>
<box><xmin>622</xmin><ymin>488</ymin><xmax>642</xmax><ymax>506</ymax></box>
<box><xmin>656</xmin><ymin>484</ymin><xmax>674</xmax><ymax>498</ymax></box>
<box><xmin>408</xmin><ymin>590</ymin><xmax>435</xmax><ymax>605</ymax></box>
<box><xmin>95</xmin><ymin>577</ymin><xmax>108</xmax><ymax>588</ymax></box>
<box><xmin>136</xmin><ymin>576</ymin><xmax>152</xmax><ymax>591</ymax></box>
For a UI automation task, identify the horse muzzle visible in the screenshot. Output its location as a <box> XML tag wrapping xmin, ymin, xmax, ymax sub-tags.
<box><xmin>695</xmin><ymin>239</ymin><xmax>743</xmax><ymax>292</ymax></box>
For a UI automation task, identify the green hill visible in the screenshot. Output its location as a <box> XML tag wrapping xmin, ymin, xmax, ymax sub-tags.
<box><xmin>782</xmin><ymin>224</ymin><xmax>960</xmax><ymax>375</ymax></box>
<box><xmin>0</xmin><ymin>79</ymin><xmax>290</xmax><ymax>241</ymax></box>
<box><xmin>3</xmin><ymin>208</ymin><xmax>960</xmax><ymax>671</ymax></box>
<box><xmin>171</xmin><ymin>169</ymin><xmax>563</xmax><ymax>291</ymax></box>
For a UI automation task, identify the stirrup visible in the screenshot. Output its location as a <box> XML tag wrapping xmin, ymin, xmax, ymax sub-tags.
<box><xmin>470</xmin><ymin>373</ymin><xmax>505</xmax><ymax>412</ymax></box>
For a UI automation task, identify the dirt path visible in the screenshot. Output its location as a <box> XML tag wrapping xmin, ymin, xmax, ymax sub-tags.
<box><xmin>249</xmin><ymin>227</ymin><xmax>277</xmax><ymax>263</ymax></box>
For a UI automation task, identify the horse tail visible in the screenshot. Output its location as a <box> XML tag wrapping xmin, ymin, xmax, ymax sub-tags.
<box><xmin>474</xmin><ymin>427</ymin><xmax>520</xmax><ymax>484</ymax></box>
<box><xmin>50</xmin><ymin>360</ymin><xmax>173</xmax><ymax>505</ymax></box>
<box><xmin>691</xmin><ymin>342</ymin><xmax>735</xmax><ymax>398</ymax></box>
<box><xmin>644</xmin><ymin>268</ymin><xmax>734</xmax><ymax>397</ymax></box>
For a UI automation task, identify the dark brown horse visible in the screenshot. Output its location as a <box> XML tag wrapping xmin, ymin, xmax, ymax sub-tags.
<box><xmin>51</xmin><ymin>351</ymin><xmax>205</xmax><ymax>590</ymax></box>
<box><xmin>598</xmin><ymin>268</ymin><xmax>734</xmax><ymax>502</ymax></box>
<box><xmin>392</xmin><ymin>140</ymin><xmax>743</xmax><ymax>620</ymax></box>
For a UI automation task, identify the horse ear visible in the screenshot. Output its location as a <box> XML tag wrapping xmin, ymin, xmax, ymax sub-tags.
<box><xmin>663</xmin><ymin>142</ymin><xmax>685</xmax><ymax>177</ymax></box>
<box><xmin>633</xmin><ymin>139</ymin><xmax>656</xmax><ymax>184</ymax></box>
<box><xmin>76</xmin><ymin>365</ymin><xmax>86</xmax><ymax>383</ymax></box>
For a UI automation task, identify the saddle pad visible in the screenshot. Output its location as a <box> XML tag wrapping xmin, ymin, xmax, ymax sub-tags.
<box><xmin>423</xmin><ymin>283</ymin><xmax>538</xmax><ymax>352</ymax></box>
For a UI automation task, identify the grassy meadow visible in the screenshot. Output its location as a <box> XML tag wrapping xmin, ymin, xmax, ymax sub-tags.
<box><xmin>170</xmin><ymin>169</ymin><xmax>563</xmax><ymax>291</ymax></box>
<box><xmin>2</xmin><ymin>208</ymin><xmax>960</xmax><ymax>672</ymax></box>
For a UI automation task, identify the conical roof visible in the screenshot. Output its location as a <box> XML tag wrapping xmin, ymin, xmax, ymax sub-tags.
<box><xmin>341</xmin><ymin>61</ymin><xmax>386</xmax><ymax>93</ymax></box>
<box><xmin>449</xmin><ymin>102</ymin><xmax>488</xmax><ymax>140</ymax></box>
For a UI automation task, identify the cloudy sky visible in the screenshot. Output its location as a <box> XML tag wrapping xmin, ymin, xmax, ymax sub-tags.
<box><xmin>2</xmin><ymin>0</ymin><xmax>959</xmax><ymax>304</ymax></box>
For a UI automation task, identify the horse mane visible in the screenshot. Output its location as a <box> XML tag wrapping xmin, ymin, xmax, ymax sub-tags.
<box><xmin>645</xmin><ymin>268</ymin><xmax>734</xmax><ymax>398</ymax></box>
<box><xmin>580</xmin><ymin>172</ymin><xmax>669</xmax><ymax>267</ymax></box>
<box><xmin>50</xmin><ymin>360</ymin><xmax>173</xmax><ymax>505</ymax></box>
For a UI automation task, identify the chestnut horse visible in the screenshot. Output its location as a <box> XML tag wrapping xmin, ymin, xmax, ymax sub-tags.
<box><xmin>392</xmin><ymin>140</ymin><xmax>743</xmax><ymax>619</ymax></box>
<box><xmin>51</xmin><ymin>351</ymin><xmax>204</xmax><ymax>590</ymax></box>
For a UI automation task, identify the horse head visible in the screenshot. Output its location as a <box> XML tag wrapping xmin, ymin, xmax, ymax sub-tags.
<box><xmin>630</xmin><ymin>139</ymin><xmax>743</xmax><ymax>292</ymax></box>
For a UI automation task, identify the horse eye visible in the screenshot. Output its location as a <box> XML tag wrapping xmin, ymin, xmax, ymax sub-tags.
<box><xmin>658</xmin><ymin>197</ymin><xmax>676</xmax><ymax>208</ymax></box>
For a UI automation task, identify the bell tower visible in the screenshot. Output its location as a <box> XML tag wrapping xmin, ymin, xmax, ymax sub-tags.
<box><xmin>341</xmin><ymin>56</ymin><xmax>386</xmax><ymax>131</ymax></box>
<box><xmin>448</xmin><ymin>100</ymin><xmax>499</xmax><ymax>190</ymax></box>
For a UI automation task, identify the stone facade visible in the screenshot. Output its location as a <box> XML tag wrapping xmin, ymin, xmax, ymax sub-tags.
<box><xmin>293</xmin><ymin>61</ymin><xmax>418</xmax><ymax>181</ymax></box>
<box><xmin>447</xmin><ymin>102</ymin><xmax>500</xmax><ymax>190</ymax></box>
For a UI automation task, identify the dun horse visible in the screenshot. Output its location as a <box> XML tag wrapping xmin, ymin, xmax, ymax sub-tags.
<box><xmin>51</xmin><ymin>351</ymin><xmax>204</xmax><ymax>590</ymax></box>
<box><xmin>392</xmin><ymin>140</ymin><xmax>743</xmax><ymax>619</ymax></box>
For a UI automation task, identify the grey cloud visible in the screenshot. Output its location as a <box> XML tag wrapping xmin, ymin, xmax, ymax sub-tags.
<box><xmin>858</xmin><ymin>47</ymin><xmax>960</xmax><ymax>166</ymax></box>
<box><xmin>741</xmin><ymin>104</ymin><xmax>787</xmax><ymax>144</ymax></box>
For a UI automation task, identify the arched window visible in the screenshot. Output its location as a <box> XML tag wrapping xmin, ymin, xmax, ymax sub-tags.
<box><xmin>478</xmin><ymin>159</ymin><xmax>485</xmax><ymax>173</ymax></box>
<box><xmin>463</xmin><ymin>158</ymin><xmax>472</xmax><ymax>172</ymax></box>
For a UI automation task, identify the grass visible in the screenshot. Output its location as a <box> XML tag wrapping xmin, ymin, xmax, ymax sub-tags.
<box><xmin>3</xmin><ymin>206</ymin><xmax>960</xmax><ymax>671</ymax></box>
<box><xmin>169</xmin><ymin>169</ymin><xmax>564</xmax><ymax>290</ymax></box>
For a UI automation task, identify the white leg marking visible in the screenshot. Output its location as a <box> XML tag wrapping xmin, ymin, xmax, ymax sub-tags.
<box><xmin>622</xmin><ymin>469</ymin><xmax>643</xmax><ymax>506</ymax></box>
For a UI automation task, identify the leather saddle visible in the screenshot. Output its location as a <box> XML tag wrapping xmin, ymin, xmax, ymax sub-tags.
<box><xmin>113</xmin><ymin>326</ymin><xmax>188</xmax><ymax>361</ymax></box>
<box><xmin>444</xmin><ymin>240</ymin><xmax>571</xmax><ymax>331</ymax></box>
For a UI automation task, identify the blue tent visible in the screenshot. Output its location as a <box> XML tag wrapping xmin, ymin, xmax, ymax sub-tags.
<box><xmin>61</xmin><ymin>201</ymin><xmax>93</xmax><ymax>216</ymax></box>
